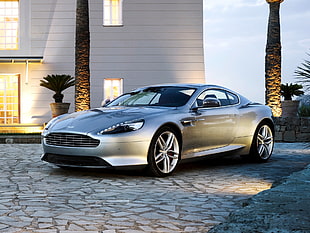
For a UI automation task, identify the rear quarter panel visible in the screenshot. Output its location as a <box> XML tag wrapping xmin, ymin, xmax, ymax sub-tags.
<box><xmin>233</xmin><ymin>104</ymin><xmax>273</xmax><ymax>154</ymax></box>
<box><xmin>237</xmin><ymin>104</ymin><xmax>273</xmax><ymax>136</ymax></box>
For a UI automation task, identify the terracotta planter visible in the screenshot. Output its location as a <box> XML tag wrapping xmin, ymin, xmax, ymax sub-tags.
<box><xmin>50</xmin><ymin>103</ymin><xmax>70</xmax><ymax>118</ymax></box>
<box><xmin>281</xmin><ymin>100</ymin><xmax>300</xmax><ymax>117</ymax></box>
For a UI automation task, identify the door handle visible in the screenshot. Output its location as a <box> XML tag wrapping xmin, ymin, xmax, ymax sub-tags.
<box><xmin>181</xmin><ymin>118</ymin><xmax>205</xmax><ymax>126</ymax></box>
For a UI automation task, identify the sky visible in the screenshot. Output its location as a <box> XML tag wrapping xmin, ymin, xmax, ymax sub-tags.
<box><xmin>203</xmin><ymin>0</ymin><xmax>310</xmax><ymax>103</ymax></box>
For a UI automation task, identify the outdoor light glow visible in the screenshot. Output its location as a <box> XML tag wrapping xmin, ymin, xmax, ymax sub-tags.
<box><xmin>215</xmin><ymin>179</ymin><xmax>273</xmax><ymax>195</ymax></box>
<box><xmin>0</xmin><ymin>124</ymin><xmax>43</xmax><ymax>134</ymax></box>
<box><xmin>265</xmin><ymin>70</ymin><xmax>282</xmax><ymax>117</ymax></box>
<box><xmin>75</xmin><ymin>91</ymin><xmax>90</xmax><ymax>111</ymax></box>
<box><xmin>232</xmin><ymin>182</ymin><xmax>272</xmax><ymax>195</ymax></box>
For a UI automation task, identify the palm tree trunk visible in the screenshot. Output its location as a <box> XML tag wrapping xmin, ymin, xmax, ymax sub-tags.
<box><xmin>265</xmin><ymin>0</ymin><xmax>283</xmax><ymax>117</ymax></box>
<box><xmin>75</xmin><ymin>0</ymin><xmax>90</xmax><ymax>111</ymax></box>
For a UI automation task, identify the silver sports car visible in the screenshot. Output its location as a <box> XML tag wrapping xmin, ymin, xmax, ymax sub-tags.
<box><xmin>41</xmin><ymin>84</ymin><xmax>274</xmax><ymax>177</ymax></box>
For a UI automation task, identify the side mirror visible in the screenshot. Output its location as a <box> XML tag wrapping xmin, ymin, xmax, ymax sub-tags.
<box><xmin>202</xmin><ymin>97</ymin><xmax>221</xmax><ymax>108</ymax></box>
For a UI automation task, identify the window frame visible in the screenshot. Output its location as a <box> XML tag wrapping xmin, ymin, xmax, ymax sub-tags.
<box><xmin>0</xmin><ymin>0</ymin><xmax>19</xmax><ymax>50</ymax></box>
<box><xmin>0</xmin><ymin>0</ymin><xmax>31</xmax><ymax>56</ymax></box>
<box><xmin>103</xmin><ymin>0</ymin><xmax>123</xmax><ymax>27</ymax></box>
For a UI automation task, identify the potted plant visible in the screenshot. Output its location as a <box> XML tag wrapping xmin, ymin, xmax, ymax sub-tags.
<box><xmin>40</xmin><ymin>74</ymin><xmax>75</xmax><ymax>117</ymax></box>
<box><xmin>280</xmin><ymin>83</ymin><xmax>304</xmax><ymax>117</ymax></box>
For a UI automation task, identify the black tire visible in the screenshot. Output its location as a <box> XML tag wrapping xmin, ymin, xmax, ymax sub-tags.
<box><xmin>147</xmin><ymin>127</ymin><xmax>181</xmax><ymax>177</ymax></box>
<box><xmin>249</xmin><ymin>122</ymin><xmax>274</xmax><ymax>162</ymax></box>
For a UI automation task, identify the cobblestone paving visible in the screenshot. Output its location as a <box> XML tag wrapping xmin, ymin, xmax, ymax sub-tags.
<box><xmin>0</xmin><ymin>143</ymin><xmax>309</xmax><ymax>233</ymax></box>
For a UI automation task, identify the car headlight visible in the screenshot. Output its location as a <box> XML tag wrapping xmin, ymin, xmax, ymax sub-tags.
<box><xmin>99</xmin><ymin>119</ymin><xmax>145</xmax><ymax>134</ymax></box>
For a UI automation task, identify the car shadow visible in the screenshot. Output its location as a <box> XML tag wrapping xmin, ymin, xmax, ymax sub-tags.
<box><xmin>47</xmin><ymin>164</ymin><xmax>147</xmax><ymax>178</ymax></box>
<box><xmin>46</xmin><ymin>152</ymin><xmax>310</xmax><ymax>181</ymax></box>
<box><xmin>175</xmin><ymin>152</ymin><xmax>310</xmax><ymax>184</ymax></box>
<box><xmin>46</xmin><ymin>154</ymin><xmax>252</xmax><ymax>178</ymax></box>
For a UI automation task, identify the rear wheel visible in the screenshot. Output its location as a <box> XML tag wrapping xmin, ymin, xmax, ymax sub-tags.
<box><xmin>250</xmin><ymin>122</ymin><xmax>274</xmax><ymax>162</ymax></box>
<box><xmin>147</xmin><ymin>127</ymin><xmax>180</xmax><ymax>177</ymax></box>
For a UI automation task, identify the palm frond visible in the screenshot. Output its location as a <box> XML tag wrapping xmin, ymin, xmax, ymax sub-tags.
<box><xmin>40</xmin><ymin>74</ymin><xmax>75</xmax><ymax>94</ymax></box>
<box><xmin>281</xmin><ymin>83</ymin><xmax>304</xmax><ymax>100</ymax></box>
<box><xmin>295</xmin><ymin>53</ymin><xmax>310</xmax><ymax>91</ymax></box>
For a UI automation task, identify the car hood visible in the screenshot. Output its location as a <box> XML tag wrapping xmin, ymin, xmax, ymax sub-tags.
<box><xmin>47</xmin><ymin>106</ymin><xmax>175</xmax><ymax>134</ymax></box>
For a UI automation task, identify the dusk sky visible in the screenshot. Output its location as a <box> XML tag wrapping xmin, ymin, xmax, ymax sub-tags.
<box><xmin>203</xmin><ymin>0</ymin><xmax>309</xmax><ymax>103</ymax></box>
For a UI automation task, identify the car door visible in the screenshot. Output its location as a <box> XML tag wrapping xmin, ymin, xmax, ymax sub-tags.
<box><xmin>192</xmin><ymin>89</ymin><xmax>239</xmax><ymax>153</ymax></box>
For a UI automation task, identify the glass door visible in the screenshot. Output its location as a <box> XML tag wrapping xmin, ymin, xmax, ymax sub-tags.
<box><xmin>0</xmin><ymin>74</ymin><xmax>20</xmax><ymax>124</ymax></box>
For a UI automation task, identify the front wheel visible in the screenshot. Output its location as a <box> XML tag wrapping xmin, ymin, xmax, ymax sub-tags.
<box><xmin>147</xmin><ymin>127</ymin><xmax>181</xmax><ymax>177</ymax></box>
<box><xmin>250</xmin><ymin>122</ymin><xmax>274</xmax><ymax>162</ymax></box>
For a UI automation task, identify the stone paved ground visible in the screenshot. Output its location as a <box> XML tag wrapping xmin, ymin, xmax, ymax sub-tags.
<box><xmin>0</xmin><ymin>143</ymin><xmax>309</xmax><ymax>233</ymax></box>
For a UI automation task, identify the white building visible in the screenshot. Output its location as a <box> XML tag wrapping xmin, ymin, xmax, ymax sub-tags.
<box><xmin>0</xmin><ymin>0</ymin><xmax>205</xmax><ymax>132</ymax></box>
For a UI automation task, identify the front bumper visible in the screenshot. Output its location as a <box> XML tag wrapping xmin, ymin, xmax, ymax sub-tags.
<box><xmin>41</xmin><ymin>153</ymin><xmax>112</xmax><ymax>168</ymax></box>
<box><xmin>41</xmin><ymin>133</ymin><xmax>151</xmax><ymax>167</ymax></box>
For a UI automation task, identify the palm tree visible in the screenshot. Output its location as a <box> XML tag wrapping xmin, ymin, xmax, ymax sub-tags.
<box><xmin>40</xmin><ymin>74</ymin><xmax>75</xmax><ymax>103</ymax></box>
<box><xmin>75</xmin><ymin>0</ymin><xmax>90</xmax><ymax>111</ymax></box>
<box><xmin>295</xmin><ymin>52</ymin><xmax>310</xmax><ymax>92</ymax></box>
<box><xmin>265</xmin><ymin>0</ymin><xmax>284</xmax><ymax>117</ymax></box>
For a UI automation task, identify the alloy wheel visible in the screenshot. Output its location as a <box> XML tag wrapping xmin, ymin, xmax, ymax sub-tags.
<box><xmin>256</xmin><ymin>124</ymin><xmax>274</xmax><ymax>160</ymax></box>
<box><xmin>153</xmin><ymin>130</ymin><xmax>179</xmax><ymax>174</ymax></box>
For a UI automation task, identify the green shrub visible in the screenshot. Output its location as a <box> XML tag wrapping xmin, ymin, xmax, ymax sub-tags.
<box><xmin>298</xmin><ymin>105</ymin><xmax>310</xmax><ymax>117</ymax></box>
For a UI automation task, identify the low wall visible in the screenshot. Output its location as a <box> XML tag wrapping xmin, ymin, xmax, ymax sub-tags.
<box><xmin>273</xmin><ymin>117</ymin><xmax>310</xmax><ymax>142</ymax></box>
<box><xmin>0</xmin><ymin>134</ymin><xmax>42</xmax><ymax>144</ymax></box>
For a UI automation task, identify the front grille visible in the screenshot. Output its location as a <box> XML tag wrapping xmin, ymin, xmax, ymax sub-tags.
<box><xmin>45</xmin><ymin>133</ymin><xmax>100</xmax><ymax>147</ymax></box>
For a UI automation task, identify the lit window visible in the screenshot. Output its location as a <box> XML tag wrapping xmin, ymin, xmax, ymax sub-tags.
<box><xmin>103</xmin><ymin>78</ymin><xmax>123</xmax><ymax>104</ymax></box>
<box><xmin>0</xmin><ymin>0</ymin><xmax>19</xmax><ymax>50</ymax></box>
<box><xmin>0</xmin><ymin>75</ymin><xmax>20</xmax><ymax>124</ymax></box>
<box><xmin>103</xmin><ymin>0</ymin><xmax>122</xmax><ymax>26</ymax></box>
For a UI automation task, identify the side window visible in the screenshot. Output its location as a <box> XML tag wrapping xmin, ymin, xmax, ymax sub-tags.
<box><xmin>197</xmin><ymin>89</ymin><xmax>238</xmax><ymax>107</ymax></box>
<box><xmin>227</xmin><ymin>92</ymin><xmax>239</xmax><ymax>105</ymax></box>
<box><xmin>0</xmin><ymin>0</ymin><xmax>19</xmax><ymax>50</ymax></box>
<box><xmin>103</xmin><ymin>78</ymin><xmax>123</xmax><ymax>105</ymax></box>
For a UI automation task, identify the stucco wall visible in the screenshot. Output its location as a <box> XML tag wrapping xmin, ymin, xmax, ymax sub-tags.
<box><xmin>89</xmin><ymin>0</ymin><xmax>205</xmax><ymax>106</ymax></box>
<box><xmin>0</xmin><ymin>0</ymin><xmax>205</xmax><ymax>124</ymax></box>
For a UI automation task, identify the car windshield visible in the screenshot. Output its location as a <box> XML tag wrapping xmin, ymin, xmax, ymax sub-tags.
<box><xmin>107</xmin><ymin>87</ymin><xmax>196</xmax><ymax>107</ymax></box>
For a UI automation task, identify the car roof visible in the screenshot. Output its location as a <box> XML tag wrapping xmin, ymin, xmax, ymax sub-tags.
<box><xmin>134</xmin><ymin>83</ymin><xmax>239</xmax><ymax>94</ymax></box>
<box><xmin>132</xmin><ymin>83</ymin><xmax>251</xmax><ymax>104</ymax></box>
<box><xmin>135</xmin><ymin>83</ymin><xmax>224</xmax><ymax>90</ymax></box>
